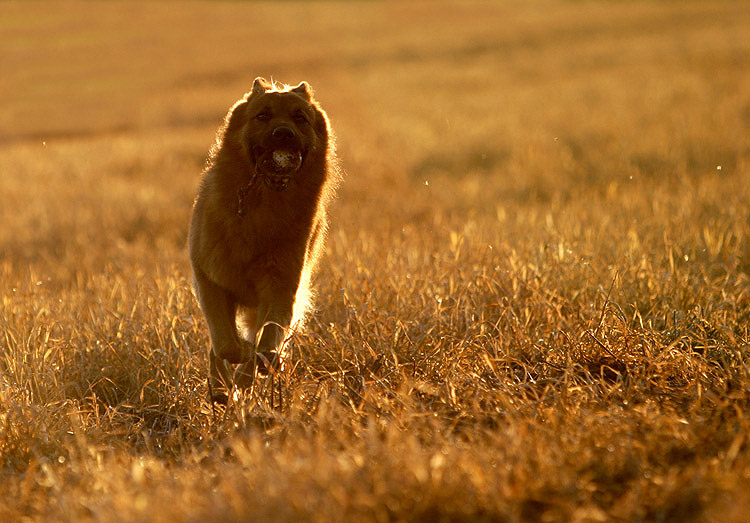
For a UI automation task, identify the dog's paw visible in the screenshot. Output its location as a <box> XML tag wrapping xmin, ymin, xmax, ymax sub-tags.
<box><xmin>207</xmin><ymin>377</ymin><xmax>230</xmax><ymax>405</ymax></box>
<box><xmin>215</xmin><ymin>338</ymin><xmax>257</xmax><ymax>365</ymax></box>
<box><xmin>210</xmin><ymin>391</ymin><xmax>229</xmax><ymax>405</ymax></box>
<box><xmin>255</xmin><ymin>350</ymin><xmax>286</xmax><ymax>375</ymax></box>
<box><xmin>231</xmin><ymin>351</ymin><xmax>285</xmax><ymax>385</ymax></box>
<box><xmin>214</xmin><ymin>341</ymin><xmax>244</xmax><ymax>364</ymax></box>
<box><xmin>233</xmin><ymin>362</ymin><xmax>256</xmax><ymax>390</ymax></box>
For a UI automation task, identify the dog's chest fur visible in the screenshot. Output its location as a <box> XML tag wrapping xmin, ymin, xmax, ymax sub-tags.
<box><xmin>192</xmin><ymin>162</ymin><xmax>324</xmax><ymax>303</ymax></box>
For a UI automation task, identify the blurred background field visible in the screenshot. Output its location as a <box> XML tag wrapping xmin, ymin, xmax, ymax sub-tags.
<box><xmin>1</xmin><ymin>1</ymin><xmax>749</xmax><ymax>520</ymax></box>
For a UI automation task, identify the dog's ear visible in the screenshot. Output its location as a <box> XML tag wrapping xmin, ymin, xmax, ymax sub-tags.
<box><xmin>249</xmin><ymin>77</ymin><xmax>269</xmax><ymax>98</ymax></box>
<box><xmin>291</xmin><ymin>82</ymin><xmax>313</xmax><ymax>101</ymax></box>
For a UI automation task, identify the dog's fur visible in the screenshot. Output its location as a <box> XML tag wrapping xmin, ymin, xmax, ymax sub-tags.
<box><xmin>189</xmin><ymin>77</ymin><xmax>338</xmax><ymax>400</ymax></box>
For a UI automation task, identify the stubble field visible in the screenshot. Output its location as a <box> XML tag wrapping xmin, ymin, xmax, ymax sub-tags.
<box><xmin>1</xmin><ymin>1</ymin><xmax>750</xmax><ymax>520</ymax></box>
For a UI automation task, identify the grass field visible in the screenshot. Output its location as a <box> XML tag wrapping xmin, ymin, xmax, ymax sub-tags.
<box><xmin>2</xmin><ymin>0</ymin><xmax>750</xmax><ymax>520</ymax></box>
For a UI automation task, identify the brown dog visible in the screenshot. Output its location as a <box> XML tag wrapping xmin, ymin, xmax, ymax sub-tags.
<box><xmin>189</xmin><ymin>78</ymin><xmax>339</xmax><ymax>402</ymax></box>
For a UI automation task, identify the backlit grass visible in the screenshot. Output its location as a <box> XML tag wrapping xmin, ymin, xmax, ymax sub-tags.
<box><xmin>1</xmin><ymin>1</ymin><xmax>749</xmax><ymax>520</ymax></box>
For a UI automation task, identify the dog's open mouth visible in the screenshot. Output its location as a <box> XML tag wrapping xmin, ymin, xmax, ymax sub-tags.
<box><xmin>254</xmin><ymin>147</ymin><xmax>303</xmax><ymax>191</ymax></box>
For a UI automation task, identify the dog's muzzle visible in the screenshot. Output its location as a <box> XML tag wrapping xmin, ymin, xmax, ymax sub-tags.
<box><xmin>253</xmin><ymin>126</ymin><xmax>305</xmax><ymax>191</ymax></box>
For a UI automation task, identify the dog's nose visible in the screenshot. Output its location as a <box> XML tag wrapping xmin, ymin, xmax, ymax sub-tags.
<box><xmin>272</xmin><ymin>126</ymin><xmax>295</xmax><ymax>141</ymax></box>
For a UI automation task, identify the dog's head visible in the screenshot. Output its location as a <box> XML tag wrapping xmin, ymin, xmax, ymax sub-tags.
<box><xmin>236</xmin><ymin>77</ymin><xmax>328</xmax><ymax>191</ymax></box>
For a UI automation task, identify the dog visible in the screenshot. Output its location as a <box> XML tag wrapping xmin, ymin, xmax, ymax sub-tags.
<box><xmin>189</xmin><ymin>77</ymin><xmax>339</xmax><ymax>402</ymax></box>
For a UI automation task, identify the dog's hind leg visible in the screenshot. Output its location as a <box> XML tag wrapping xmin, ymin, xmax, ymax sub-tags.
<box><xmin>233</xmin><ymin>307</ymin><xmax>260</xmax><ymax>389</ymax></box>
<box><xmin>236</xmin><ymin>306</ymin><xmax>259</xmax><ymax>347</ymax></box>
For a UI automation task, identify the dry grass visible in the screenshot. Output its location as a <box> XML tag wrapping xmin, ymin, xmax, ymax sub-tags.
<box><xmin>2</xmin><ymin>0</ymin><xmax>750</xmax><ymax>521</ymax></box>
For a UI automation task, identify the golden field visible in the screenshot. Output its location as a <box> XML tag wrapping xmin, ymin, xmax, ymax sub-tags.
<box><xmin>1</xmin><ymin>1</ymin><xmax>749</xmax><ymax>520</ymax></box>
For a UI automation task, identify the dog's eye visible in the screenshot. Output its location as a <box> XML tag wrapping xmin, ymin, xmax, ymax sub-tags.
<box><xmin>293</xmin><ymin>112</ymin><xmax>308</xmax><ymax>125</ymax></box>
<box><xmin>255</xmin><ymin>112</ymin><xmax>271</xmax><ymax>122</ymax></box>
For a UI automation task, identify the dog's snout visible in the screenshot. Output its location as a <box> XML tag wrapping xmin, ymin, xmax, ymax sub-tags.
<box><xmin>272</xmin><ymin>126</ymin><xmax>295</xmax><ymax>141</ymax></box>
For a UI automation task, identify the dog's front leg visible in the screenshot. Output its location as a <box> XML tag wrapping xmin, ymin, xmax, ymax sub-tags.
<box><xmin>193</xmin><ymin>268</ymin><xmax>250</xmax><ymax>401</ymax></box>
<box><xmin>253</xmin><ymin>279</ymin><xmax>296</xmax><ymax>367</ymax></box>
<box><xmin>258</xmin><ymin>279</ymin><xmax>296</xmax><ymax>350</ymax></box>
<box><xmin>232</xmin><ymin>279</ymin><xmax>295</xmax><ymax>386</ymax></box>
<box><xmin>193</xmin><ymin>268</ymin><xmax>248</xmax><ymax>362</ymax></box>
